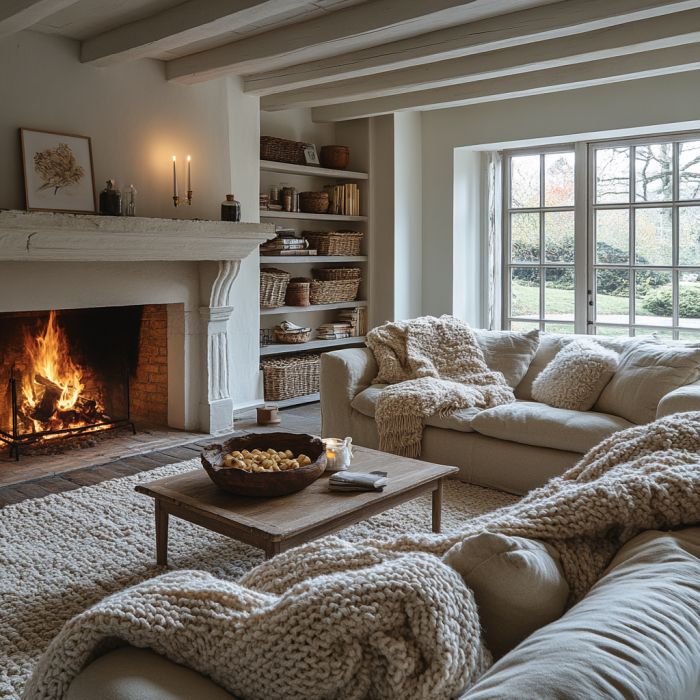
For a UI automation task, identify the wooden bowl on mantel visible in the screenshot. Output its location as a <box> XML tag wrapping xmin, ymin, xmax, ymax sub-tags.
<box><xmin>201</xmin><ymin>432</ymin><xmax>326</xmax><ymax>498</ymax></box>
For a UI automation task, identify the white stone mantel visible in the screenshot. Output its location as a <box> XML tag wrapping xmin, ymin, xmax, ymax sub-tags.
<box><xmin>0</xmin><ymin>210</ymin><xmax>274</xmax><ymax>262</ymax></box>
<box><xmin>0</xmin><ymin>210</ymin><xmax>275</xmax><ymax>435</ymax></box>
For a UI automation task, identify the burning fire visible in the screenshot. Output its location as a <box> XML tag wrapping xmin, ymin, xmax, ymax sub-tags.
<box><xmin>18</xmin><ymin>311</ymin><xmax>107</xmax><ymax>436</ymax></box>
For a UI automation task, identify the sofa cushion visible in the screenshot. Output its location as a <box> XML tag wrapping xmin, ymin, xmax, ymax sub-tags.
<box><xmin>443</xmin><ymin>533</ymin><xmax>569</xmax><ymax>660</ymax></box>
<box><xmin>532</xmin><ymin>340</ymin><xmax>619</xmax><ymax>411</ymax></box>
<box><xmin>351</xmin><ymin>384</ymin><xmax>480</xmax><ymax>432</ymax></box>
<box><xmin>67</xmin><ymin>646</ymin><xmax>238</xmax><ymax>700</ymax></box>
<box><xmin>462</xmin><ymin>527</ymin><xmax>700</xmax><ymax>700</ymax></box>
<box><xmin>473</xmin><ymin>329</ymin><xmax>540</xmax><ymax>388</ymax></box>
<box><xmin>470</xmin><ymin>401</ymin><xmax>633</xmax><ymax>454</ymax></box>
<box><xmin>595</xmin><ymin>340</ymin><xmax>700</xmax><ymax>424</ymax></box>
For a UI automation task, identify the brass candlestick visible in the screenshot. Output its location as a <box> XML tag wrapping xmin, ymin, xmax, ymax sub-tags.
<box><xmin>172</xmin><ymin>192</ymin><xmax>193</xmax><ymax>207</ymax></box>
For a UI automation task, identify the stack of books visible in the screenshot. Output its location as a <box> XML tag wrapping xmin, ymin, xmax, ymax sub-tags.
<box><xmin>317</xmin><ymin>321</ymin><xmax>354</xmax><ymax>340</ymax></box>
<box><xmin>260</xmin><ymin>228</ymin><xmax>311</xmax><ymax>256</ymax></box>
<box><xmin>325</xmin><ymin>183</ymin><xmax>361</xmax><ymax>216</ymax></box>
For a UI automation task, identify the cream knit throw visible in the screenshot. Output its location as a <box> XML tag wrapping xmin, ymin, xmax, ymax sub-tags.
<box><xmin>366</xmin><ymin>316</ymin><xmax>514</xmax><ymax>456</ymax></box>
<box><xmin>25</xmin><ymin>413</ymin><xmax>700</xmax><ymax>700</ymax></box>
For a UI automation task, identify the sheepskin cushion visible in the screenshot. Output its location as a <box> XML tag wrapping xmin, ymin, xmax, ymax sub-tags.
<box><xmin>443</xmin><ymin>533</ymin><xmax>569</xmax><ymax>660</ymax></box>
<box><xmin>473</xmin><ymin>329</ymin><xmax>540</xmax><ymax>388</ymax></box>
<box><xmin>531</xmin><ymin>340</ymin><xmax>619</xmax><ymax>411</ymax></box>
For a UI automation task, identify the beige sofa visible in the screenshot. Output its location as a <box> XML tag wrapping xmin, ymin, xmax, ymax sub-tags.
<box><xmin>66</xmin><ymin>527</ymin><xmax>700</xmax><ymax>699</ymax></box>
<box><xmin>321</xmin><ymin>332</ymin><xmax>700</xmax><ymax>494</ymax></box>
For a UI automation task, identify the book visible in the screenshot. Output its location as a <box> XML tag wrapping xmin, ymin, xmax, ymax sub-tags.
<box><xmin>328</xmin><ymin>470</ymin><xmax>388</xmax><ymax>492</ymax></box>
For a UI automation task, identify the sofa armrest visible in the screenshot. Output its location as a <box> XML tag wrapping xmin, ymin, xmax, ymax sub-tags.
<box><xmin>656</xmin><ymin>378</ymin><xmax>700</xmax><ymax>419</ymax></box>
<box><xmin>320</xmin><ymin>348</ymin><xmax>377</xmax><ymax>438</ymax></box>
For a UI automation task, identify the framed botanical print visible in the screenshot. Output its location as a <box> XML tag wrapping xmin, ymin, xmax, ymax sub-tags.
<box><xmin>20</xmin><ymin>128</ymin><xmax>96</xmax><ymax>213</ymax></box>
<box><xmin>303</xmin><ymin>144</ymin><xmax>320</xmax><ymax>166</ymax></box>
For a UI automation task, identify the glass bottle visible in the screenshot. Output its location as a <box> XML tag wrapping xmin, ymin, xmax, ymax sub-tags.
<box><xmin>221</xmin><ymin>194</ymin><xmax>241</xmax><ymax>222</ymax></box>
<box><xmin>125</xmin><ymin>184</ymin><xmax>137</xmax><ymax>216</ymax></box>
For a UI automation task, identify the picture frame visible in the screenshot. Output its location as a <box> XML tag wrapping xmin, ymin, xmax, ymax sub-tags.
<box><xmin>303</xmin><ymin>144</ymin><xmax>320</xmax><ymax>166</ymax></box>
<box><xmin>20</xmin><ymin>128</ymin><xmax>97</xmax><ymax>213</ymax></box>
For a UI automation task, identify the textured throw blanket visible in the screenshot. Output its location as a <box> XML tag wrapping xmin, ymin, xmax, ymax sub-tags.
<box><xmin>366</xmin><ymin>316</ymin><xmax>514</xmax><ymax>456</ymax></box>
<box><xmin>25</xmin><ymin>413</ymin><xmax>700</xmax><ymax>700</ymax></box>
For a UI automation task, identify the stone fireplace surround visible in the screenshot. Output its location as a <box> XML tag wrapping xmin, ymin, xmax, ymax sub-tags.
<box><xmin>0</xmin><ymin>211</ymin><xmax>273</xmax><ymax>436</ymax></box>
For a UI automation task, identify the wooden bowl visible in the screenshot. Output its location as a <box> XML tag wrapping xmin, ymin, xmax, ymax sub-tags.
<box><xmin>320</xmin><ymin>145</ymin><xmax>350</xmax><ymax>170</ymax></box>
<box><xmin>201</xmin><ymin>432</ymin><xmax>326</xmax><ymax>498</ymax></box>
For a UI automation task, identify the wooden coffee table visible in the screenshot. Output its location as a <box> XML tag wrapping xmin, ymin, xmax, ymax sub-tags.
<box><xmin>136</xmin><ymin>445</ymin><xmax>458</xmax><ymax>564</ymax></box>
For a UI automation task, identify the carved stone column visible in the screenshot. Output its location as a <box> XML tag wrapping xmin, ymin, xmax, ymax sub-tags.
<box><xmin>199</xmin><ymin>260</ymin><xmax>240</xmax><ymax>434</ymax></box>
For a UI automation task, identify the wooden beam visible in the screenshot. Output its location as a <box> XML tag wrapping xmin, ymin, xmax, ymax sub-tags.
<box><xmin>164</xmin><ymin>0</ymin><xmax>536</xmax><ymax>83</ymax></box>
<box><xmin>261</xmin><ymin>9</ymin><xmax>700</xmax><ymax>109</ymax></box>
<box><xmin>243</xmin><ymin>0</ymin><xmax>700</xmax><ymax>93</ymax></box>
<box><xmin>80</xmin><ymin>0</ymin><xmax>310</xmax><ymax>66</ymax></box>
<box><xmin>310</xmin><ymin>43</ymin><xmax>700</xmax><ymax>121</ymax></box>
<box><xmin>0</xmin><ymin>0</ymin><xmax>79</xmax><ymax>39</ymax></box>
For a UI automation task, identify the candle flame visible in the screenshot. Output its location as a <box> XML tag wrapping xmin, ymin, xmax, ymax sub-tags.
<box><xmin>172</xmin><ymin>155</ymin><xmax>176</xmax><ymax>162</ymax></box>
<box><xmin>187</xmin><ymin>155</ymin><xmax>191</xmax><ymax>162</ymax></box>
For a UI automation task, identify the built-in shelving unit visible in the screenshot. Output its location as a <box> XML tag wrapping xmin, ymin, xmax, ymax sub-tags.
<box><xmin>259</xmin><ymin>157</ymin><xmax>370</xmax><ymax>406</ymax></box>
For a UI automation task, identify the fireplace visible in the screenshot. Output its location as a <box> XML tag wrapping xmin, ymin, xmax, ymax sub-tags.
<box><xmin>0</xmin><ymin>305</ymin><xmax>169</xmax><ymax>459</ymax></box>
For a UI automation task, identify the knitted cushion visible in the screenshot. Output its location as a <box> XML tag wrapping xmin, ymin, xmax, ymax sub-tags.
<box><xmin>474</xmin><ymin>329</ymin><xmax>540</xmax><ymax>388</ymax></box>
<box><xmin>443</xmin><ymin>533</ymin><xmax>569</xmax><ymax>659</ymax></box>
<box><xmin>531</xmin><ymin>340</ymin><xmax>619</xmax><ymax>411</ymax></box>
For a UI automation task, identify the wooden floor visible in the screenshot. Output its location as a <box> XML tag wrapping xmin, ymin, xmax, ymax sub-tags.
<box><xmin>0</xmin><ymin>403</ymin><xmax>321</xmax><ymax>508</ymax></box>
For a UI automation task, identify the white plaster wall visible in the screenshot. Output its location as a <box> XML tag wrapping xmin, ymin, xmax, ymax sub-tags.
<box><xmin>261</xmin><ymin>108</ymin><xmax>335</xmax><ymax>149</ymax></box>
<box><xmin>421</xmin><ymin>70</ymin><xmax>700</xmax><ymax>325</ymax></box>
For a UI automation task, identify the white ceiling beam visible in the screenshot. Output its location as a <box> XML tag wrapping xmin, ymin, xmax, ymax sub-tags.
<box><xmin>244</xmin><ymin>0</ymin><xmax>700</xmax><ymax>94</ymax></box>
<box><xmin>310</xmin><ymin>43</ymin><xmax>700</xmax><ymax>122</ymax></box>
<box><xmin>80</xmin><ymin>0</ymin><xmax>311</xmax><ymax>66</ymax></box>
<box><xmin>165</xmin><ymin>0</ymin><xmax>536</xmax><ymax>83</ymax></box>
<box><xmin>0</xmin><ymin>0</ymin><xmax>79</xmax><ymax>39</ymax></box>
<box><xmin>261</xmin><ymin>8</ymin><xmax>700</xmax><ymax>110</ymax></box>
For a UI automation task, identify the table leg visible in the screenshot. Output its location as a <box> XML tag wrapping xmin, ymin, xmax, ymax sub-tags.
<box><xmin>155</xmin><ymin>501</ymin><xmax>169</xmax><ymax>566</ymax></box>
<box><xmin>264</xmin><ymin>540</ymin><xmax>282</xmax><ymax>560</ymax></box>
<box><xmin>432</xmin><ymin>479</ymin><xmax>443</xmax><ymax>534</ymax></box>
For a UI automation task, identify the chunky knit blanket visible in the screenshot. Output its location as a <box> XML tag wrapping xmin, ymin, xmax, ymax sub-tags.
<box><xmin>366</xmin><ymin>315</ymin><xmax>514</xmax><ymax>456</ymax></box>
<box><xmin>25</xmin><ymin>413</ymin><xmax>700</xmax><ymax>700</ymax></box>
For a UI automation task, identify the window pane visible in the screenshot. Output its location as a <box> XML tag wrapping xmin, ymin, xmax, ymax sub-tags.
<box><xmin>635</xmin><ymin>270</ymin><xmax>672</xmax><ymax>326</ymax></box>
<box><xmin>544</xmin><ymin>152</ymin><xmax>575</xmax><ymax>206</ymax></box>
<box><xmin>511</xmin><ymin>212</ymin><xmax>540</xmax><ymax>262</ymax></box>
<box><xmin>544</xmin><ymin>267</ymin><xmax>574</xmax><ymax>321</ymax></box>
<box><xmin>510</xmin><ymin>155</ymin><xmax>540</xmax><ymax>208</ymax></box>
<box><xmin>596</xmin><ymin>147</ymin><xmax>630</xmax><ymax>203</ymax></box>
<box><xmin>635</xmin><ymin>207</ymin><xmax>672</xmax><ymax>266</ymax></box>
<box><xmin>544</xmin><ymin>323</ymin><xmax>575</xmax><ymax>334</ymax></box>
<box><xmin>596</xmin><ymin>209</ymin><xmax>629</xmax><ymax>263</ymax></box>
<box><xmin>679</xmin><ymin>206</ymin><xmax>700</xmax><ymax>266</ymax></box>
<box><xmin>544</xmin><ymin>210</ymin><xmax>574</xmax><ymax>262</ymax></box>
<box><xmin>595</xmin><ymin>325</ymin><xmax>631</xmax><ymax>337</ymax></box>
<box><xmin>511</xmin><ymin>268</ymin><xmax>540</xmax><ymax>318</ymax></box>
<box><xmin>510</xmin><ymin>321</ymin><xmax>541</xmax><ymax>332</ymax></box>
<box><xmin>679</xmin><ymin>140</ymin><xmax>700</xmax><ymax>200</ymax></box>
<box><xmin>596</xmin><ymin>269</ymin><xmax>629</xmax><ymax>324</ymax></box>
<box><xmin>678</xmin><ymin>329</ymin><xmax>700</xmax><ymax>340</ymax></box>
<box><xmin>679</xmin><ymin>270</ymin><xmax>700</xmax><ymax>328</ymax></box>
<box><xmin>635</xmin><ymin>143</ymin><xmax>673</xmax><ymax>202</ymax></box>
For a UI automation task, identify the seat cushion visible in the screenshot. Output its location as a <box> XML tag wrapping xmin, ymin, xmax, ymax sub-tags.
<box><xmin>351</xmin><ymin>384</ymin><xmax>480</xmax><ymax>432</ymax></box>
<box><xmin>463</xmin><ymin>527</ymin><xmax>700</xmax><ymax>700</ymax></box>
<box><xmin>473</xmin><ymin>329</ymin><xmax>540</xmax><ymax>388</ymax></box>
<box><xmin>595</xmin><ymin>340</ymin><xmax>700</xmax><ymax>424</ymax></box>
<box><xmin>67</xmin><ymin>647</ymin><xmax>238</xmax><ymax>700</ymax></box>
<box><xmin>443</xmin><ymin>533</ymin><xmax>569</xmax><ymax>660</ymax></box>
<box><xmin>470</xmin><ymin>401</ymin><xmax>633</xmax><ymax>454</ymax></box>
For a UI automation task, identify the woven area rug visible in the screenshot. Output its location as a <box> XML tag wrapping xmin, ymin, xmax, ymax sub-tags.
<box><xmin>0</xmin><ymin>458</ymin><xmax>516</xmax><ymax>699</ymax></box>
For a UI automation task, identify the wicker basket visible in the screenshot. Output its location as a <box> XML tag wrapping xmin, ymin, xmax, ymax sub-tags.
<box><xmin>299</xmin><ymin>191</ymin><xmax>329</xmax><ymax>214</ymax></box>
<box><xmin>273</xmin><ymin>327</ymin><xmax>312</xmax><ymax>344</ymax></box>
<box><xmin>260</xmin><ymin>268</ymin><xmax>290</xmax><ymax>308</ymax></box>
<box><xmin>309</xmin><ymin>279</ymin><xmax>360</xmax><ymax>304</ymax></box>
<box><xmin>261</xmin><ymin>353</ymin><xmax>320</xmax><ymax>401</ymax></box>
<box><xmin>304</xmin><ymin>230</ymin><xmax>363</xmax><ymax>256</ymax></box>
<box><xmin>319</xmin><ymin>145</ymin><xmax>350</xmax><ymax>170</ymax></box>
<box><xmin>285</xmin><ymin>278</ymin><xmax>311</xmax><ymax>306</ymax></box>
<box><xmin>313</xmin><ymin>267</ymin><xmax>362</xmax><ymax>281</ymax></box>
<box><xmin>260</xmin><ymin>136</ymin><xmax>311</xmax><ymax>165</ymax></box>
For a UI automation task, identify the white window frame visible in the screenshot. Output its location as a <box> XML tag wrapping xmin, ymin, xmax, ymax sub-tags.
<box><xmin>502</xmin><ymin>131</ymin><xmax>700</xmax><ymax>339</ymax></box>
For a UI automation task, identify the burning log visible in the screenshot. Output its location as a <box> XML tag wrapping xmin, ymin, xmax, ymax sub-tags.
<box><xmin>31</xmin><ymin>375</ymin><xmax>62</xmax><ymax>422</ymax></box>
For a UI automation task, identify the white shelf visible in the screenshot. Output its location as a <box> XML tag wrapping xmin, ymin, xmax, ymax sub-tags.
<box><xmin>260</xmin><ymin>336</ymin><xmax>366</xmax><ymax>356</ymax></box>
<box><xmin>260</xmin><ymin>301</ymin><xmax>367</xmax><ymax>316</ymax></box>
<box><xmin>275</xmin><ymin>393</ymin><xmax>321</xmax><ymax>408</ymax></box>
<box><xmin>261</xmin><ymin>210</ymin><xmax>367</xmax><ymax>222</ymax></box>
<box><xmin>260</xmin><ymin>255</ymin><xmax>368</xmax><ymax>263</ymax></box>
<box><xmin>260</xmin><ymin>160</ymin><xmax>368</xmax><ymax>180</ymax></box>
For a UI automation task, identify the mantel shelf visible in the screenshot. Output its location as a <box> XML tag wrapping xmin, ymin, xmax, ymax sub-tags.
<box><xmin>0</xmin><ymin>210</ymin><xmax>274</xmax><ymax>262</ymax></box>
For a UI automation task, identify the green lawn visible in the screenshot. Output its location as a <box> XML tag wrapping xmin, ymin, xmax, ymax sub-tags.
<box><xmin>511</xmin><ymin>281</ymin><xmax>629</xmax><ymax>318</ymax></box>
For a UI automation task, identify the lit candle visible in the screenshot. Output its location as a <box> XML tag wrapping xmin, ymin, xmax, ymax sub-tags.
<box><xmin>326</xmin><ymin>447</ymin><xmax>336</xmax><ymax>470</ymax></box>
<box><xmin>172</xmin><ymin>155</ymin><xmax>178</xmax><ymax>197</ymax></box>
<box><xmin>187</xmin><ymin>155</ymin><xmax>191</xmax><ymax>192</ymax></box>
